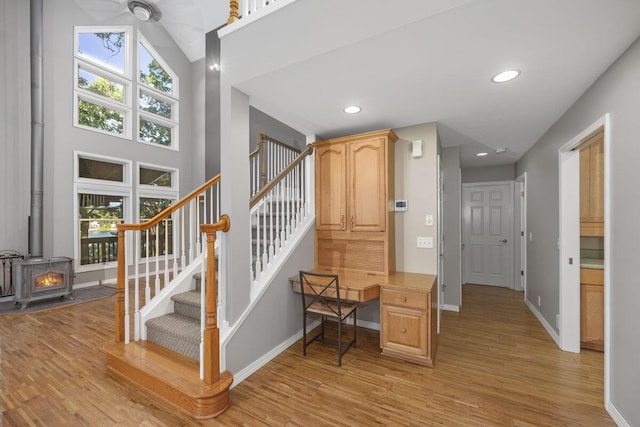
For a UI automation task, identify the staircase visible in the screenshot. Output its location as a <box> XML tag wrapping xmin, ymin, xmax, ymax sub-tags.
<box><xmin>105</xmin><ymin>135</ymin><xmax>314</xmax><ymax>420</ymax></box>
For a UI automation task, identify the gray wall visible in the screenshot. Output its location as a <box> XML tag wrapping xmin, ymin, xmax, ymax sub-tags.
<box><xmin>462</xmin><ymin>164</ymin><xmax>515</xmax><ymax>183</ymax></box>
<box><xmin>249</xmin><ymin>107</ymin><xmax>306</xmax><ymax>151</ymax></box>
<box><xmin>394</xmin><ymin>122</ymin><xmax>439</xmax><ymax>275</ymax></box>
<box><xmin>226</xmin><ymin>229</ymin><xmax>314</xmax><ymax>373</ymax></box>
<box><xmin>442</xmin><ymin>146</ymin><xmax>461</xmax><ymax>308</ymax></box>
<box><xmin>0</xmin><ymin>0</ymin><xmax>211</xmax><ymax>285</ymax></box>
<box><xmin>0</xmin><ymin>0</ymin><xmax>30</xmax><ymax>255</ymax></box>
<box><xmin>517</xmin><ymin>36</ymin><xmax>640</xmax><ymax>424</ymax></box>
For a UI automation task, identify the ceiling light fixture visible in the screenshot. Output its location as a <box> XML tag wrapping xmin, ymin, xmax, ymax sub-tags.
<box><xmin>491</xmin><ymin>69</ymin><xmax>520</xmax><ymax>83</ymax></box>
<box><xmin>209</xmin><ymin>63</ymin><xmax>220</xmax><ymax>71</ymax></box>
<box><xmin>495</xmin><ymin>148</ymin><xmax>508</xmax><ymax>154</ymax></box>
<box><xmin>343</xmin><ymin>105</ymin><xmax>361</xmax><ymax>114</ymax></box>
<box><xmin>476</xmin><ymin>152</ymin><xmax>488</xmax><ymax>157</ymax></box>
<box><xmin>128</xmin><ymin>0</ymin><xmax>161</xmax><ymax>22</ymax></box>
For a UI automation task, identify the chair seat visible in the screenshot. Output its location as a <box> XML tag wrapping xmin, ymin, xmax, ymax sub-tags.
<box><xmin>307</xmin><ymin>300</ymin><xmax>357</xmax><ymax>320</ymax></box>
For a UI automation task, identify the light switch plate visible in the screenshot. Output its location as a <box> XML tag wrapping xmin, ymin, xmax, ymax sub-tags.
<box><xmin>425</xmin><ymin>214</ymin><xmax>433</xmax><ymax>226</ymax></box>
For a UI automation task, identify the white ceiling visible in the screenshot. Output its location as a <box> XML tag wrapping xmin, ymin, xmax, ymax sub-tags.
<box><xmin>77</xmin><ymin>0</ymin><xmax>640</xmax><ymax>167</ymax></box>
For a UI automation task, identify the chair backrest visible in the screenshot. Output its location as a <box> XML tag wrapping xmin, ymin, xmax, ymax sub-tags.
<box><xmin>299</xmin><ymin>271</ymin><xmax>344</xmax><ymax>317</ymax></box>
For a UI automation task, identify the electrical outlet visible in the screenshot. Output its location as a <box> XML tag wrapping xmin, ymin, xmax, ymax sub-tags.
<box><xmin>537</xmin><ymin>295</ymin><xmax>541</xmax><ymax>307</ymax></box>
<box><xmin>556</xmin><ymin>314</ymin><xmax>559</xmax><ymax>329</ymax></box>
<box><xmin>417</xmin><ymin>237</ymin><xmax>433</xmax><ymax>249</ymax></box>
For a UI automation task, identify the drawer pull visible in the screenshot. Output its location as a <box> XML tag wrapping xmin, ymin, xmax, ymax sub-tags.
<box><xmin>401</xmin><ymin>296</ymin><xmax>407</xmax><ymax>302</ymax></box>
<box><xmin>401</xmin><ymin>328</ymin><xmax>407</xmax><ymax>333</ymax></box>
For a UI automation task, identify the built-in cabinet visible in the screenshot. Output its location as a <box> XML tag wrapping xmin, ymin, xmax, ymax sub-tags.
<box><xmin>314</xmin><ymin>129</ymin><xmax>397</xmax><ymax>275</ymax></box>
<box><xmin>580</xmin><ymin>132</ymin><xmax>604</xmax><ymax>236</ymax></box>
<box><xmin>580</xmin><ymin>268</ymin><xmax>604</xmax><ymax>351</ymax></box>
<box><xmin>380</xmin><ymin>273</ymin><xmax>437</xmax><ymax>367</ymax></box>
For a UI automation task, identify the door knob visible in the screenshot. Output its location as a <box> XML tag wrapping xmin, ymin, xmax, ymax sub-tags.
<box><xmin>501</xmin><ymin>239</ymin><xmax>508</xmax><ymax>243</ymax></box>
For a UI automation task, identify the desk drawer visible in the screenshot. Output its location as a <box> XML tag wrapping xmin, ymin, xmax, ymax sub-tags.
<box><xmin>381</xmin><ymin>288</ymin><xmax>427</xmax><ymax>310</ymax></box>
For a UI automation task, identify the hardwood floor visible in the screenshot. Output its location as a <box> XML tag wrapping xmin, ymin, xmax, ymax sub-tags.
<box><xmin>0</xmin><ymin>284</ymin><xmax>611</xmax><ymax>426</ymax></box>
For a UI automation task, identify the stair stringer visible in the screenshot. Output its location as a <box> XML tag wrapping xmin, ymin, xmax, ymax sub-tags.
<box><xmin>140</xmin><ymin>258</ymin><xmax>203</xmax><ymax>340</ymax></box>
<box><xmin>219</xmin><ymin>214</ymin><xmax>315</xmax><ymax>372</ymax></box>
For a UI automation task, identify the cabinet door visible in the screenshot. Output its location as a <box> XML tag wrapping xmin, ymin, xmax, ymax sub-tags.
<box><xmin>579</xmin><ymin>148</ymin><xmax>591</xmax><ymax>222</ymax></box>
<box><xmin>580</xmin><ymin>283</ymin><xmax>604</xmax><ymax>350</ymax></box>
<box><xmin>381</xmin><ymin>304</ymin><xmax>427</xmax><ymax>358</ymax></box>
<box><xmin>589</xmin><ymin>139</ymin><xmax>604</xmax><ymax>222</ymax></box>
<box><xmin>315</xmin><ymin>144</ymin><xmax>347</xmax><ymax>230</ymax></box>
<box><xmin>348</xmin><ymin>137</ymin><xmax>386</xmax><ymax>232</ymax></box>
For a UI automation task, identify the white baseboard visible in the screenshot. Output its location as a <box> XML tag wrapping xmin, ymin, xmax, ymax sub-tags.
<box><xmin>606</xmin><ymin>400</ymin><xmax>630</xmax><ymax>427</ymax></box>
<box><xmin>525</xmin><ymin>298</ymin><xmax>560</xmax><ymax>347</ymax></box>
<box><xmin>442</xmin><ymin>304</ymin><xmax>459</xmax><ymax>312</ymax></box>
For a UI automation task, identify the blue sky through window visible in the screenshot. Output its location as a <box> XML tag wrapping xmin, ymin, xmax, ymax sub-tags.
<box><xmin>78</xmin><ymin>32</ymin><xmax>125</xmax><ymax>74</ymax></box>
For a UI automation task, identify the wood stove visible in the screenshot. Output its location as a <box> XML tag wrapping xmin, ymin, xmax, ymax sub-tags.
<box><xmin>14</xmin><ymin>257</ymin><xmax>73</xmax><ymax>309</ymax></box>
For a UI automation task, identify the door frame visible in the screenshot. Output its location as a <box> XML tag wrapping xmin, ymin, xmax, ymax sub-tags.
<box><xmin>514</xmin><ymin>172</ymin><xmax>527</xmax><ymax>293</ymax></box>
<box><xmin>558</xmin><ymin>114</ymin><xmax>611</xmax><ymax>402</ymax></box>
<box><xmin>461</xmin><ymin>180</ymin><xmax>515</xmax><ymax>288</ymax></box>
<box><xmin>436</xmin><ymin>155</ymin><xmax>443</xmax><ymax>334</ymax></box>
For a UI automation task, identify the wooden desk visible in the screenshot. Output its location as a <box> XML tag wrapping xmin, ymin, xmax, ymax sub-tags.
<box><xmin>290</xmin><ymin>269</ymin><xmax>437</xmax><ymax>367</ymax></box>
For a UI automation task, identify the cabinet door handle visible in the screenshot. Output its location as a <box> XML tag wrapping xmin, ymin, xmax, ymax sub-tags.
<box><xmin>341</xmin><ymin>215</ymin><xmax>345</xmax><ymax>228</ymax></box>
<box><xmin>500</xmin><ymin>239</ymin><xmax>508</xmax><ymax>243</ymax></box>
<box><xmin>401</xmin><ymin>296</ymin><xmax>407</xmax><ymax>302</ymax></box>
<box><xmin>351</xmin><ymin>216</ymin><xmax>354</xmax><ymax>228</ymax></box>
<box><xmin>401</xmin><ymin>328</ymin><xmax>407</xmax><ymax>333</ymax></box>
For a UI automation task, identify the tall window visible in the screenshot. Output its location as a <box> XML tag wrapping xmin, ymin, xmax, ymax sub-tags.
<box><xmin>137</xmin><ymin>163</ymin><xmax>178</xmax><ymax>258</ymax></box>
<box><xmin>74</xmin><ymin>28</ymin><xmax>131</xmax><ymax>139</ymax></box>
<box><xmin>73</xmin><ymin>28</ymin><xmax>179</xmax><ymax>150</ymax></box>
<box><xmin>74</xmin><ymin>152</ymin><xmax>132</xmax><ymax>271</ymax></box>
<box><xmin>137</xmin><ymin>34</ymin><xmax>179</xmax><ymax>150</ymax></box>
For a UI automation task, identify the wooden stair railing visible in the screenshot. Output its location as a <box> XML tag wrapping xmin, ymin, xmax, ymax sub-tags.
<box><xmin>201</xmin><ymin>215</ymin><xmax>230</xmax><ymax>385</ymax></box>
<box><xmin>115</xmin><ymin>174</ymin><xmax>222</xmax><ymax>345</ymax></box>
<box><xmin>250</xmin><ymin>133</ymin><xmax>302</xmax><ymax>198</ymax></box>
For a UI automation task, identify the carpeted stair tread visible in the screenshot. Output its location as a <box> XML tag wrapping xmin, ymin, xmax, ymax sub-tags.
<box><xmin>172</xmin><ymin>291</ymin><xmax>201</xmax><ymax>320</ymax></box>
<box><xmin>146</xmin><ymin>313</ymin><xmax>200</xmax><ymax>360</ymax></box>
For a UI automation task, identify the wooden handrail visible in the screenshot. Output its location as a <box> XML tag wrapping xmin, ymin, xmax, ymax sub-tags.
<box><xmin>250</xmin><ymin>144</ymin><xmax>313</xmax><ymax>207</ymax></box>
<box><xmin>117</xmin><ymin>174</ymin><xmax>221</xmax><ymax>232</ymax></box>
<box><xmin>201</xmin><ymin>215</ymin><xmax>231</xmax><ymax>385</ymax></box>
<box><xmin>249</xmin><ymin>133</ymin><xmax>302</xmax><ymax>158</ymax></box>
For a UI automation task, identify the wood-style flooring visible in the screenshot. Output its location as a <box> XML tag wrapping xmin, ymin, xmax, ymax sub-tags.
<box><xmin>0</xmin><ymin>284</ymin><xmax>611</xmax><ymax>426</ymax></box>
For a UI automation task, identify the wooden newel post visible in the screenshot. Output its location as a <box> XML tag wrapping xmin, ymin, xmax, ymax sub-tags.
<box><xmin>228</xmin><ymin>0</ymin><xmax>239</xmax><ymax>24</ymax></box>
<box><xmin>203</xmin><ymin>214</ymin><xmax>230</xmax><ymax>385</ymax></box>
<box><xmin>115</xmin><ymin>228</ymin><xmax>126</xmax><ymax>343</ymax></box>
<box><xmin>259</xmin><ymin>133</ymin><xmax>268</xmax><ymax>190</ymax></box>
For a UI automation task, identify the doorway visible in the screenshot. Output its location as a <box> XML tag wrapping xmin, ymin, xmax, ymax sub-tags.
<box><xmin>558</xmin><ymin>114</ymin><xmax>610</xmax><ymax>402</ymax></box>
<box><xmin>462</xmin><ymin>181</ymin><xmax>514</xmax><ymax>288</ymax></box>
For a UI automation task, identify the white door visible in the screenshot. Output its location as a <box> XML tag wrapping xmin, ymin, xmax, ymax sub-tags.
<box><xmin>462</xmin><ymin>182</ymin><xmax>514</xmax><ymax>287</ymax></box>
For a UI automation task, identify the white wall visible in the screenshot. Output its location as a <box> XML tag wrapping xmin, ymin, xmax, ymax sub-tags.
<box><xmin>517</xmin><ymin>36</ymin><xmax>640</xmax><ymax>425</ymax></box>
<box><xmin>394</xmin><ymin>122</ymin><xmax>439</xmax><ymax>274</ymax></box>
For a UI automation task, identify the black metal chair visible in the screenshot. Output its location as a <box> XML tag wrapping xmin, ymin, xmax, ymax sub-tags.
<box><xmin>299</xmin><ymin>271</ymin><xmax>357</xmax><ymax>366</ymax></box>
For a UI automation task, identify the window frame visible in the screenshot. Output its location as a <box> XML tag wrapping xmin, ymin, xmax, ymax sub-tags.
<box><xmin>136</xmin><ymin>32</ymin><xmax>179</xmax><ymax>151</ymax></box>
<box><xmin>73</xmin><ymin>152</ymin><xmax>133</xmax><ymax>273</ymax></box>
<box><xmin>73</xmin><ymin>26</ymin><xmax>133</xmax><ymax>139</ymax></box>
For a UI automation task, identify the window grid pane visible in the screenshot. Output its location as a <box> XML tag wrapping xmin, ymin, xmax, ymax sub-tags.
<box><xmin>139</xmin><ymin>43</ymin><xmax>173</xmax><ymax>95</ymax></box>
<box><xmin>78</xmin><ymin>67</ymin><xmax>125</xmax><ymax>103</ymax></box>
<box><xmin>79</xmin><ymin>158</ymin><xmax>124</xmax><ymax>182</ymax></box>
<box><xmin>139</xmin><ymin>118</ymin><xmax>172</xmax><ymax>146</ymax></box>
<box><xmin>77</xmin><ymin>32</ymin><xmax>125</xmax><ymax>74</ymax></box>
<box><xmin>79</xmin><ymin>193</ymin><xmax>124</xmax><ymax>265</ymax></box>
<box><xmin>139</xmin><ymin>91</ymin><xmax>172</xmax><ymax>119</ymax></box>
<box><xmin>78</xmin><ymin>99</ymin><xmax>125</xmax><ymax>135</ymax></box>
<box><xmin>140</xmin><ymin>167</ymin><xmax>172</xmax><ymax>187</ymax></box>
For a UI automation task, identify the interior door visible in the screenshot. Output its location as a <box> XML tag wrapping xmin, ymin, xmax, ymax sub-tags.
<box><xmin>462</xmin><ymin>182</ymin><xmax>514</xmax><ymax>287</ymax></box>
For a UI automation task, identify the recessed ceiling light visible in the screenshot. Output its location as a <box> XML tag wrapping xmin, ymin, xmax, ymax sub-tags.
<box><xmin>492</xmin><ymin>69</ymin><xmax>520</xmax><ymax>83</ymax></box>
<box><xmin>343</xmin><ymin>106</ymin><xmax>361</xmax><ymax>114</ymax></box>
<box><xmin>476</xmin><ymin>152</ymin><xmax>488</xmax><ymax>157</ymax></box>
<box><xmin>495</xmin><ymin>148</ymin><xmax>508</xmax><ymax>154</ymax></box>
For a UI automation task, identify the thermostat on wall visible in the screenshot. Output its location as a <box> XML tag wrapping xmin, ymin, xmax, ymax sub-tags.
<box><xmin>395</xmin><ymin>200</ymin><xmax>408</xmax><ymax>212</ymax></box>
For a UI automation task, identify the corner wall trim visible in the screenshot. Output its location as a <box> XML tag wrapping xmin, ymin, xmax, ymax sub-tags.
<box><xmin>524</xmin><ymin>298</ymin><xmax>560</xmax><ymax>347</ymax></box>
